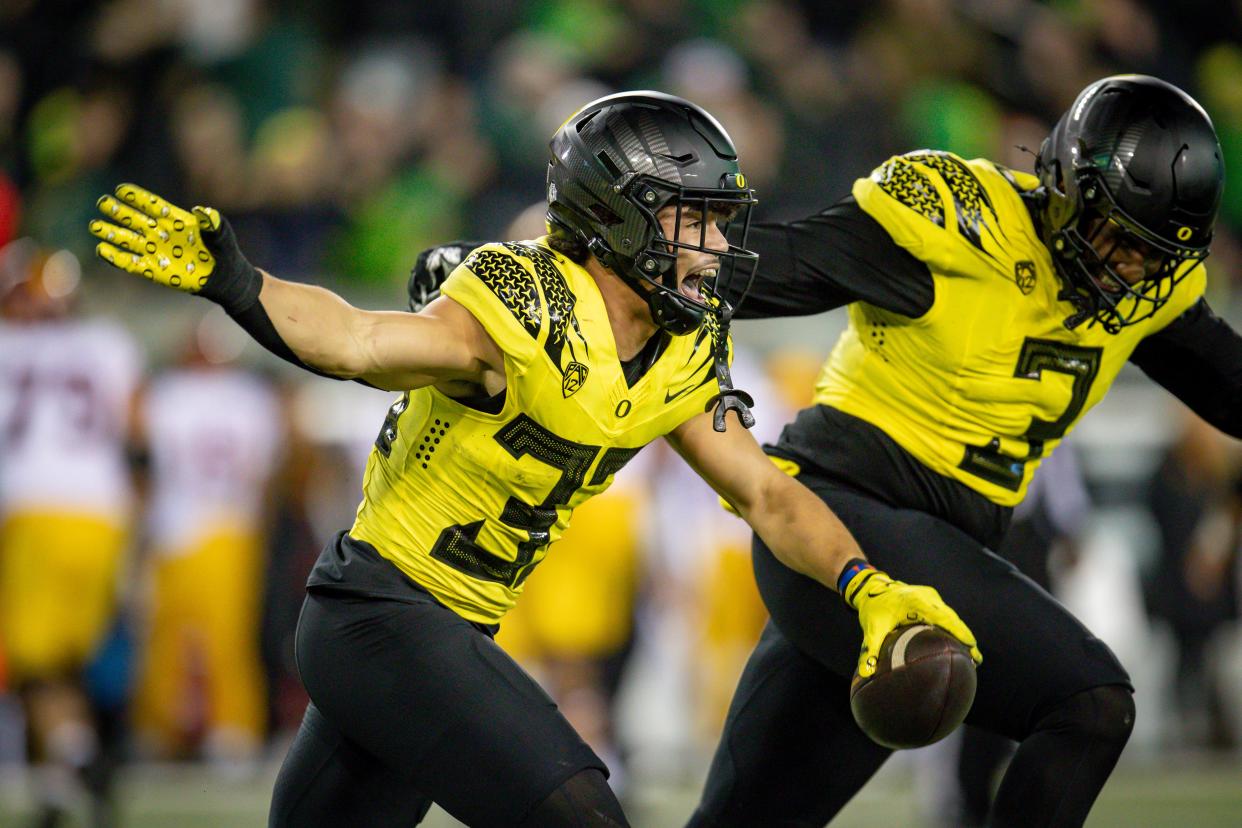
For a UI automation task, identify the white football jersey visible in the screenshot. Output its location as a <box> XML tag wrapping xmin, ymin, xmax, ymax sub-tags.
<box><xmin>143</xmin><ymin>368</ymin><xmax>282</xmax><ymax>553</ymax></box>
<box><xmin>0</xmin><ymin>318</ymin><xmax>143</xmax><ymax>517</ymax></box>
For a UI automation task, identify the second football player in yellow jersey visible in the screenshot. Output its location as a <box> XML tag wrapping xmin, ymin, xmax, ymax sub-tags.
<box><xmin>817</xmin><ymin>151</ymin><xmax>1205</xmax><ymax>505</ymax></box>
<box><xmin>90</xmin><ymin>92</ymin><xmax>978</xmax><ymax>827</ymax></box>
<box><xmin>688</xmin><ymin>75</ymin><xmax>1237</xmax><ymax>827</ymax></box>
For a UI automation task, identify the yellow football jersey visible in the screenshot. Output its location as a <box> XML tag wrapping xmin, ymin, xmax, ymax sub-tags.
<box><xmin>814</xmin><ymin>151</ymin><xmax>1205</xmax><ymax>506</ymax></box>
<box><xmin>351</xmin><ymin>239</ymin><xmax>723</xmax><ymax>623</ymax></box>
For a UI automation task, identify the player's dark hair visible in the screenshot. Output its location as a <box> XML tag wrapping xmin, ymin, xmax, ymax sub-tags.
<box><xmin>545</xmin><ymin>221</ymin><xmax>590</xmax><ymax>264</ymax></box>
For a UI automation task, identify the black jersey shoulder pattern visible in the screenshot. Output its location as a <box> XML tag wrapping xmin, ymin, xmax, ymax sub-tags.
<box><xmin>875</xmin><ymin>155</ymin><xmax>945</xmax><ymax>229</ymax></box>
<box><xmin>465</xmin><ymin>248</ymin><xmax>542</xmax><ymax>339</ymax></box>
<box><xmin>505</xmin><ymin>242</ymin><xmax>588</xmax><ymax>371</ymax></box>
<box><xmin>882</xmin><ymin>151</ymin><xmax>1002</xmax><ymax>256</ymax></box>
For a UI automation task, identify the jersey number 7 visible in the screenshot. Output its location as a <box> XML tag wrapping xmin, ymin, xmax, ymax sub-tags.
<box><xmin>958</xmin><ymin>338</ymin><xmax>1102</xmax><ymax>491</ymax></box>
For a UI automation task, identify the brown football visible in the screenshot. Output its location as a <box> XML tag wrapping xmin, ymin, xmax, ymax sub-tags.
<box><xmin>849</xmin><ymin>623</ymin><xmax>977</xmax><ymax>750</ymax></box>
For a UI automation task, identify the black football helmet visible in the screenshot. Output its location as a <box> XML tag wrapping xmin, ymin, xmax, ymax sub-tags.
<box><xmin>1035</xmin><ymin>74</ymin><xmax>1224</xmax><ymax>333</ymax></box>
<box><xmin>545</xmin><ymin>91</ymin><xmax>759</xmax><ymax>336</ymax></box>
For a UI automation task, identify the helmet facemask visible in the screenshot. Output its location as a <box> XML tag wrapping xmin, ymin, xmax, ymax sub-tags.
<box><xmin>1049</xmin><ymin>171</ymin><xmax>1209</xmax><ymax>334</ymax></box>
<box><xmin>618</xmin><ymin>176</ymin><xmax>758</xmax><ymax>336</ymax></box>
<box><xmin>587</xmin><ymin>176</ymin><xmax>760</xmax><ymax>431</ymax></box>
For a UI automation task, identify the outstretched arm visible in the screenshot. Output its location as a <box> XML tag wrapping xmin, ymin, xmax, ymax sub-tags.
<box><xmin>409</xmin><ymin>199</ymin><xmax>936</xmax><ymax>322</ymax></box>
<box><xmin>1130</xmin><ymin>297</ymin><xmax>1242</xmax><ymax>437</ymax></box>
<box><xmin>722</xmin><ymin>196</ymin><xmax>935</xmax><ymax>320</ymax></box>
<box><xmin>252</xmin><ymin>275</ymin><xmax>499</xmax><ymax>390</ymax></box>
<box><xmin>666</xmin><ymin>409</ymin><xmax>862</xmax><ymax>586</ymax></box>
<box><xmin>91</xmin><ymin>184</ymin><xmax>502</xmax><ymax>393</ymax></box>
<box><xmin>665</xmin><ymin>410</ymin><xmax>981</xmax><ymax>676</ymax></box>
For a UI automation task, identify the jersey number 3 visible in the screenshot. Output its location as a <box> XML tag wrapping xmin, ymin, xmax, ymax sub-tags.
<box><xmin>958</xmin><ymin>338</ymin><xmax>1101</xmax><ymax>491</ymax></box>
<box><xmin>427</xmin><ymin>414</ymin><xmax>639</xmax><ymax>588</ymax></box>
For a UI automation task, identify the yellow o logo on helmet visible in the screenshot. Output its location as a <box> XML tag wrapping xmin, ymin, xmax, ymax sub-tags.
<box><xmin>735</xmin><ymin>173</ymin><xmax>746</xmax><ymax>188</ymax></box>
<box><xmin>1177</xmin><ymin>226</ymin><xmax>1193</xmax><ymax>241</ymax></box>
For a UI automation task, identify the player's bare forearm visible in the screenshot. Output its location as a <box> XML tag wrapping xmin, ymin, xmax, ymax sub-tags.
<box><xmin>667</xmin><ymin>405</ymin><xmax>982</xmax><ymax>677</ymax></box>
<box><xmin>742</xmin><ymin>472</ymin><xmax>864</xmax><ymax>590</ymax></box>
<box><xmin>254</xmin><ymin>271</ymin><xmax>368</xmax><ymax>376</ymax></box>
<box><xmin>666</xmin><ymin>410</ymin><xmax>864</xmax><ymax>590</ymax></box>
<box><xmin>258</xmin><ymin>274</ymin><xmax>499</xmax><ymax>390</ymax></box>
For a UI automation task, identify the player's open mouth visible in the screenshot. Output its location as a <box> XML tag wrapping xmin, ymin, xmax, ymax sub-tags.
<box><xmin>1090</xmin><ymin>271</ymin><xmax>1124</xmax><ymax>295</ymax></box>
<box><xmin>681</xmin><ymin>267</ymin><xmax>716</xmax><ymax>300</ymax></box>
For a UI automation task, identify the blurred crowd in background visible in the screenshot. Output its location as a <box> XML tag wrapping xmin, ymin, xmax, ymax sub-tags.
<box><xmin>2</xmin><ymin>0</ymin><xmax>1242</xmax><ymax>825</ymax></box>
<box><xmin>6</xmin><ymin>0</ymin><xmax>1242</xmax><ymax>294</ymax></box>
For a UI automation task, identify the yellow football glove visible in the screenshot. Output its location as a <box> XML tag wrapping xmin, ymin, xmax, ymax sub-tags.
<box><xmin>841</xmin><ymin>562</ymin><xmax>982</xmax><ymax>679</ymax></box>
<box><xmin>89</xmin><ymin>183</ymin><xmax>260</xmax><ymax>310</ymax></box>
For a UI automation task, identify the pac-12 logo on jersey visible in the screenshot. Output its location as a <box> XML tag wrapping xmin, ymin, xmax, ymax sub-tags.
<box><xmin>1014</xmin><ymin>260</ymin><xmax>1036</xmax><ymax>295</ymax></box>
<box><xmin>562</xmin><ymin>361</ymin><xmax>588</xmax><ymax>397</ymax></box>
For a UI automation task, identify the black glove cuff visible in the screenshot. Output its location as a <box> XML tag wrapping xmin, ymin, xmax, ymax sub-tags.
<box><xmin>198</xmin><ymin>256</ymin><xmax>261</xmax><ymax>313</ymax></box>
<box><xmin>226</xmin><ymin>301</ymin><xmax>333</xmax><ymax>380</ymax></box>
<box><xmin>195</xmin><ymin>214</ymin><xmax>263</xmax><ymax>314</ymax></box>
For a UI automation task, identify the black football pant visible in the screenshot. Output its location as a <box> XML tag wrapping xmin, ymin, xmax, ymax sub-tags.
<box><xmin>688</xmin><ymin>477</ymin><xmax>1134</xmax><ymax>827</ymax></box>
<box><xmin>269</xmin><ymin>589</ymin><xmax>627</xmax><ymax>826</ymax></box>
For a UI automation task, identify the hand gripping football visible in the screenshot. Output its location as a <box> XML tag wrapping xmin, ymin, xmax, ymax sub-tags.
<box><xmin>849</xmin><ymin>623</ymin><xmax>977</xmax><ymax>749</ymax></box>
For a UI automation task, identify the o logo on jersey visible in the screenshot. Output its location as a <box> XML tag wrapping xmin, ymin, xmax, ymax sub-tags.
<box><xmin>562</xmin><ymin>362</ymin><xmax>588</xmax><ymax>397</ymax></box>
<box><xmin>1176</xmin><ymin>225</ymin><xmax>1193</xmax><ymax>242</ymax></box>
<box><xmin>615</xmin><ymin>399</ymin><xmax>632</xmax><ymax>418</ymax></box>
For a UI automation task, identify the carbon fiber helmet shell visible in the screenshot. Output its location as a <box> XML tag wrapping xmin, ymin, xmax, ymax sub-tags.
<box><xmin>546</xmin><ymin>91</ymin><xmax>757</xmax><ymax>335</ymax></box>
<box><xmin>1036</xmin><ymin>75</ymin><xmax>1225</xmax><ymax>332</ymax></box>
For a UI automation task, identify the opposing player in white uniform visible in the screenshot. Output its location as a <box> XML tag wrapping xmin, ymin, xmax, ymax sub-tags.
<box><xmin>134</xmin><ymin>322</ymin><xmax>283</xmax><ymax>765</ymax></box>
<box><xmin>0</xmin><ymin>241</ymin><xmax>143</xmax><ymax>827</ymax></box>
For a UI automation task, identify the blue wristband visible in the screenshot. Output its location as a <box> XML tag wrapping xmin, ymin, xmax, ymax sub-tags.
<box><xmin>837</xmin><ymin>558</ymin><xmax>875</xmax><ymax>597</ymax></box>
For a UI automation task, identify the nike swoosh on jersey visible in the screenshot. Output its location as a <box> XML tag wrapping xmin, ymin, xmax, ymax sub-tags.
<box><xmin>664</xmin><ymin>383</ymin><xmax>702</xmax><ymax>404</ymax></box>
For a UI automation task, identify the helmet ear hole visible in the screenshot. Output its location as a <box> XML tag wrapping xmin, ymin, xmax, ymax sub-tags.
<box><xmin>588</xmin><ymin>202</ymin><xmax>622</xmax><ymax>226</ymax></box>
<box><xmin>595</xmin><ymin>151</ymin><xmax>623</xmax><ymax>179</ymax></box>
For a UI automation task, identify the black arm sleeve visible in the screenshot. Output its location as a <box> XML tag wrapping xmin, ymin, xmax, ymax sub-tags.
<box><xmin>723</xmin><ymin>195</ymin><xmax>935</xmax><ymax>319</ymax></box>
<box><xmin>225</xmin><ymin>300</ymin><xmax>378</xmax><ymax>386</ymax></box>
<box><xmin>1129</xmin><ymin>298</ymin><xmax>1242</xmax><ymax>437</ymax></box>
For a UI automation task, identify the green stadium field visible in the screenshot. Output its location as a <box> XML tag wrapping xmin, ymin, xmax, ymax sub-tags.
<box><xmin>3</xmin><ymin>755</ymin><xmax>1239</xmax><ymax>827</ymax></box>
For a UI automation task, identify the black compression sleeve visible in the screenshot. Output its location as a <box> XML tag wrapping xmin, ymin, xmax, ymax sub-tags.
<box><xmin>724</xmin><ymin>195</ymin><xmax>935</xmax><ymax>319</ymax></box>
<box><xmin>1130</xmin><ymin>298</ymin><xmax>1242</xmax><ymax>437</ymax></box>
<box><xmin>198</xmin><ymin>254</ymin><xmax>262</xmax><ymax>312</ymax></box>
<box><xmin>227</xmin><ymin>300</ymin><xmax>337</xmax><ymax>381</ymax></box>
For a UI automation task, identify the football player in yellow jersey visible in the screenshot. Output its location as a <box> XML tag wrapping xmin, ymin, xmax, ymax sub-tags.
<box><xmin>683</xmin><ymin>75</ymin><xmax>1232</xmax><ymax>827</ymax></box>
<box><xmin>89</xmin><ymin>92</ymin><xmax>977</xmax><ymax>827</ymax></box>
